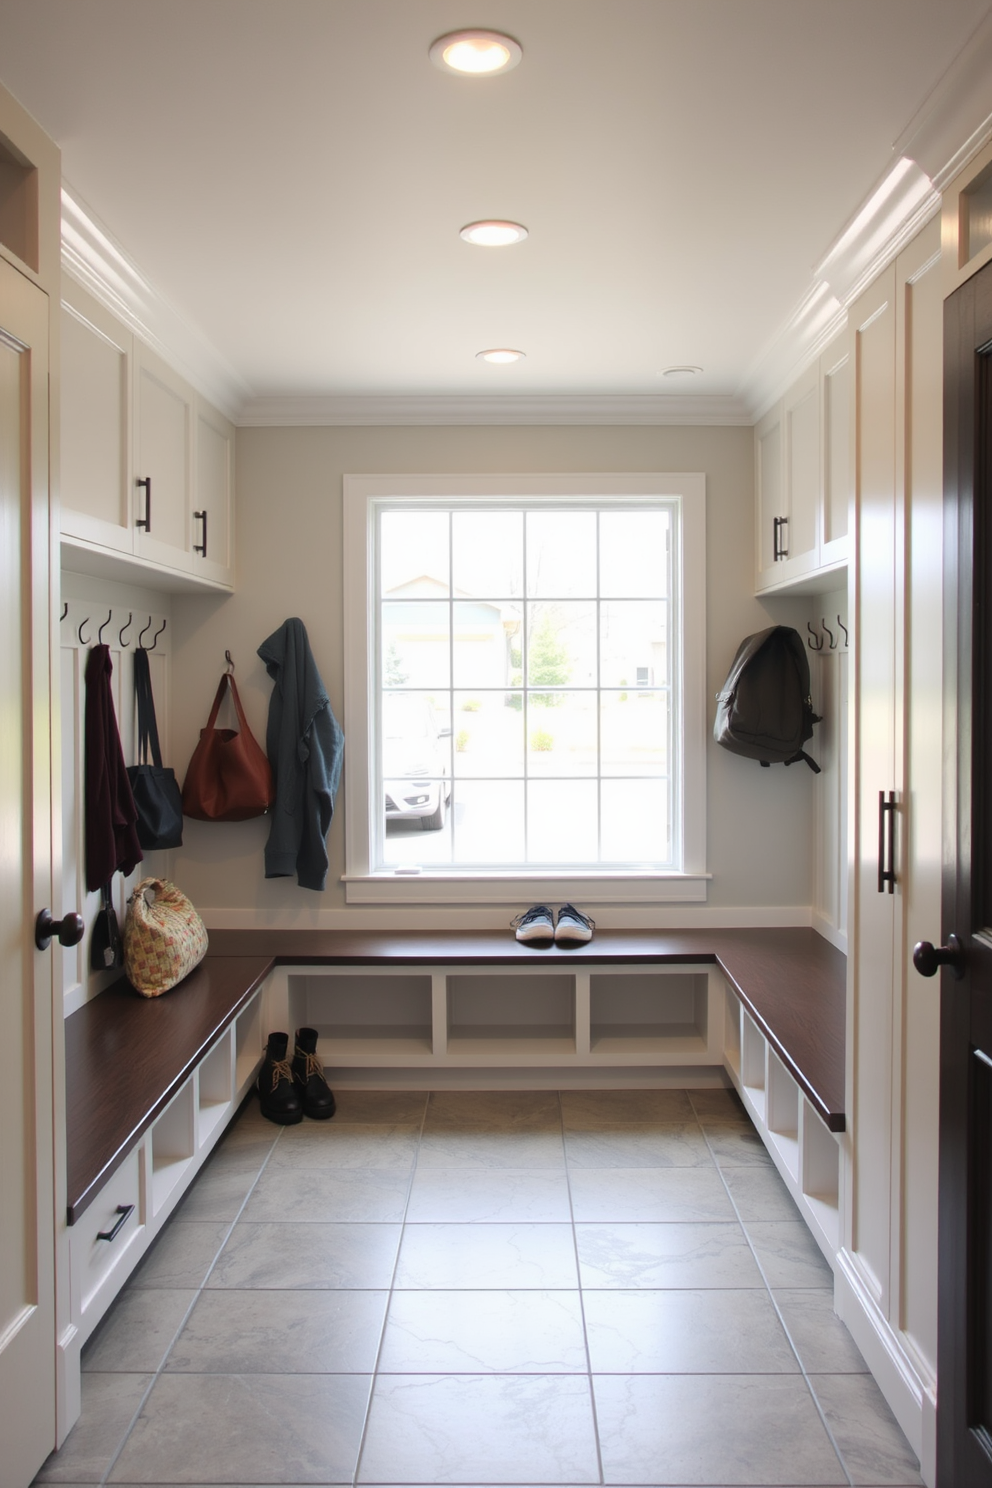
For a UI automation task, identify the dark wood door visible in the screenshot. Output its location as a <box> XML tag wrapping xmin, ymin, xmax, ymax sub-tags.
<box><xmin>937</xmin><ymin>253</ymin><xmax>992</xmax><ymax>1485</ymax></box>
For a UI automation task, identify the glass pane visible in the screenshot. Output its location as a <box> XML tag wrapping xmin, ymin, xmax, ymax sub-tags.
<box><xmin>452</xmin><ymin>600</ymin><xmax>521</xmax><ymax>689</ymax></box>
<box><xmin>526</xmin><ymin>601</ymin><xmax>596</xmax><ymax>690</ymax></box>
<box><xmin>452</xmin><ymin>780</ymin><xmax>525</xmax><ymax>864</ymax></box>
<box><xmin>453</xmin><ymin>690</ymin><xmax>524</xmax><ymax>778</ymax></box>
<box><xmin>380</xmin><ymin>509</ymin><xmax>450</xmax><ymax>597</ymax></box>
<box><xmin>527</xmin><ymin>780</ymin><xmax>598</xmax><ymax>863</ymax></box>
<box><xmin>600</xmin><ymin>601</ymin><xmax>668</xmax><ymax>687</ymax></box>
<box><xmin>526</xmin><ymin>510</ymin><xmax>597</xmax><ymax>597</ymax></box>
<box><xmin>600</xmin><ymin>779</ymin><xmax>671</xmax><ymax>863</ymax></box>
<box><xmin>382</xmin><ymin>785</ymin><xmax>453</xmax><ymax>868</ymax></box>
<box><xmin>599</xmin><ymin>509</ymin><xmax>670</xmax><ymax>598</ymax></box>
<box><xmin>381</xmin><ymin>601</ymin><xmax>450</xmax><ymax>688</ymax></box>
<box><xmin>526</xmin><ymin>693</ymin><xmax>598</xmax><ymax>777</ymax></box>
<box><xmin>601</xmin><ymin>691</ymin><xmax>669</xmax><ymax>776</ymax></box>
<box><xmin>452</xmin><ymin>510</ymin><xmax>523</xmax><ymax>598</ymax></box>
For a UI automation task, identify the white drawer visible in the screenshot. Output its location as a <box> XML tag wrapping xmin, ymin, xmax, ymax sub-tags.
<box><xmin>70</xmin><ymin>1145</ymin><xmax>145</xmax><ymax>1322</ymax></box>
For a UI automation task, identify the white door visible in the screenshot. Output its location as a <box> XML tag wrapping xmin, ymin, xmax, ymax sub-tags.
<box><xmin>0</xmin><ymin>257</ymin><xmax>57</xmax><ymax>1484</ymax></box>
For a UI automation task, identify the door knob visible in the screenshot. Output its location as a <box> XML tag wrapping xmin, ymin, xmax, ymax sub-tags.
<box><xmin>35</xmin><ymin>909</ymin><xmax>85</xmax><ymax>952</ymax></box>
<box><xmin>912</xmin><ymin>934</ymin><xmax>965</xmax><ymax>979</ymax></box>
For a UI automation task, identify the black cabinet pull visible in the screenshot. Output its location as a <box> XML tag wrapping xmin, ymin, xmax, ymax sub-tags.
<box><xmin>194</xmin><ymin>509</ymin><xmax>208</xmax><ymax>557</ymax></box>
<box><xmin>773</xmin><ymin>515</ymin><xmax>789</xmax><ymax>561</ymax></box>
<box><xmin>136</xmin><ymin>476</ymin><xmax>152</xmax><ymax>532</ymax></box>
<box><xmin>878</xmin><ymin>790</ymin><xmax>897</xmax><ymax>894</ymax></box>
<box><xmin>96</xmin><ymin>1203</ymin><xmax>134</xmax><ymax>1243</ymax></box>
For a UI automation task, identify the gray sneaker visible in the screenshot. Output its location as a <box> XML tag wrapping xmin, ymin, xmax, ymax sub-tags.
<box><xmin>555</xmin><ymin>903</ymin><xmax>595</xmax><ymax>945</ymax></box>
<box><xmin>511</xmin><ymin>904</ymin><xmax>555</xmax><ymax>945</ymax></box>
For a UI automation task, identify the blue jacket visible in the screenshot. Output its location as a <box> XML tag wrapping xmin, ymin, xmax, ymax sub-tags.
<box><xmin>257</xmin><ymin>618</ymin><xmax>343</xmax><ymax>891</ymax></box>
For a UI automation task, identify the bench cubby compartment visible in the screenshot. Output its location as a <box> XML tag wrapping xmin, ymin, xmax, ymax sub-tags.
<box><xmin>447</xmin><ymin>972</ymin><xmax>575</xmax><ymax>1056</ymax></box>
<box><xmin>197</xmin><ymin>1030</ymin><xmax>234</xmax><ymax>1150</ymax></box>
<box><xmin>149</xmin><ymin>1079</ymin><xmax>195</xmax><ymax>1217</ymax></box>
<box><xmin>725</xmin><ymin>995</ymin><xmax>841</xmax><ymax>1264</ymax></box>
<box><xmin>589</xmin><ymin>969</ymin><xmax>709</xmax><ymax>1054</ymax></box>
<box><xmin>286</xmin><ymin>971</ymin><xmax>435</xmax><ymax>1061</ymax></box>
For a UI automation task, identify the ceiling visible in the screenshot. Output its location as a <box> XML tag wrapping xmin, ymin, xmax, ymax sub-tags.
<box><xmin>1</xmin><ymin>0</ymin><xmax>990</xmax><ymax>421</ymax></box>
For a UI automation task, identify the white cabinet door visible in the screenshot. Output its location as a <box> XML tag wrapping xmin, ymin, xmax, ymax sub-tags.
<box><xmin>193</xmin><ymin>396</ymin><xmax>235</xmax><ymax>587</ymax></box>
<box><xmin>820</xmin><ymin>341</ymin><xmax>850</xmax><ymax>569</ymax></box>
<box><xmin>133</xmin><ymin>341</ymin><xmax>193</xmax><ymax>574</ymax></box>
<box><xmin>0</xmin><ymin>259</ymin><xmax>57</xmax><ymax>1488</ymax></box>
<box><xmin>60</xmin><ymin>282</ymin><xmax>132</xmax><ymax>554</ymax></box>
<box><xmin>781</xmin><ymin>362</ymin><xmax>820</xmax><ymax>581</ymax></box>
<box><xmin>755</xmin><ymin>400</ymin><xmax>784</xmax><ymax>584</ymax></box>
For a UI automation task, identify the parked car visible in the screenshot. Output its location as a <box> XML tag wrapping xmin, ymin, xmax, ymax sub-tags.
<box><xmin>382</xmin><ymin>693</ymin><xmax>451</xmax><ymax>830</ymax></box>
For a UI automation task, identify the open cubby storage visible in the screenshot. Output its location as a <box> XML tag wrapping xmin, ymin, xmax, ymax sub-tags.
<box><xmin>589</xmin><ymin>970</ymin><xmax>708</xmax><ymax>1054</ymax></box>
<box><xmin>197</xmin><ymin>1029</ymin><xmax>234</xmax><ymax>1150</ymax></box>
<box><xmin>235</xmin><ymin>991</ymin><xmax>264</xmax><ymax>1091</ymax></box>
<box><xmin>150</xmin><ymin>1079</ymin><xmax>195</xmax><ymax>1216</ymax></box>
<box><xmin>262</xmin><ymin>960</ymin><xmax>729</xmax><ymax>1072</ymax></box>
<box><xmin>725</xmin><ymin>995</ymin><xmax>841</xmax><ymax>1265</ymax></box>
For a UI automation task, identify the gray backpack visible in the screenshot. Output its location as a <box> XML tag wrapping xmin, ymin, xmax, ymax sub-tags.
<box><xmin>714</xmin><ymin>625</ymin><xmax>821</xmax><ymax>773</ymax></box>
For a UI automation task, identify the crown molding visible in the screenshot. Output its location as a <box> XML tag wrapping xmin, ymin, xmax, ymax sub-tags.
<box><xmin>60</xmin><ymin>183</ymin><xmax>250</xmax><ymax>422</ymax></box>
<box><xmin>895</xmin><ymin>7</ymin><xmax>992</xmax><ymax>190</ymax></box>
<box><xmin>237</xmin><ymin>391</ymin><xmax>752</xmax><ymax>428</ymax></box>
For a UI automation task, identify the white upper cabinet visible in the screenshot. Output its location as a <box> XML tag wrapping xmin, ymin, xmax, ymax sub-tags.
<box><xmin>59</xmin><ymin>280</ymin><xmax>234</xmax><ymax>591</ymax></box>
<box><xmin>60</xmin><ymin>283</ymin><xmax>133</xmax><ymax>554</ymax></box>
<box><xmin>755</xmin><ymin>330</ymin><xmax>850</xmax><ymax>594</ymax></box>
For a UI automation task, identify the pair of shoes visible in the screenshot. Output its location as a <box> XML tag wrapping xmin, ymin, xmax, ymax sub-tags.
<box><xmin>510</xmin><ymin>903</ymin><xmax>595</xmax><ymax>947</ymax></box>
<box><xmin>257</xmin><ymin>1028</ymin><xmax>336</xmax><ymax>1125</ymax></box>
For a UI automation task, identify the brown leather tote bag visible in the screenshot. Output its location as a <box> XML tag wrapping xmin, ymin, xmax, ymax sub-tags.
<box><xmin>182</xmin><ymin>672</ymin><xmax>274</xmax><ymax>821</ymax></box>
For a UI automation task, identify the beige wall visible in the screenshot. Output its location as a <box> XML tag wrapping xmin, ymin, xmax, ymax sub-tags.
<box><xmin>170</xmin><ymin>423</ymin><xmax>813</xmax><ymax>926</ymax></box>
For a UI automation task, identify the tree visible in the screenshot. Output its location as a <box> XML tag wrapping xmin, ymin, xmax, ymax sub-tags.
<box><xmin>385</xmin><ymin>643</ymin><xmax>409</xmax><ymax>686</ymax></box>
<box><xmin>528</xmin><ymin>609</ymin><xmax>570</xmax><ymax>705</ymax></box>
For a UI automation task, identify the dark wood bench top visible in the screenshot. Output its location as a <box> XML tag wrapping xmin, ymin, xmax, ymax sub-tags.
<box><xmin>65</xmin><ymin>956</ymin><xmax>272</xmax><ymax>1224</ymax></box>
<box><xmin>207</xmin><ymin>926</ymin><xmax>847</xmax><ymax>1130</ymax></box>
<box><xmin>65</xmin><ymin>927</ymin><xmax>845</xmax><ymax>1223</ymax></box>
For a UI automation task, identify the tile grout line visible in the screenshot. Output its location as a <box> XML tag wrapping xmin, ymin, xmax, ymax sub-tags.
<box><xmin>95</xmin><ymin>1102</ymin><xmax>287</xmax><ymax>1488</ymax></box>
<box><xmin>688</xmin><ymin>1089</ymin><xmax>856</xmax><ymax>1488</ymax></box>
<box><xmin>349</xmin><ymin>1090</ymin><xmax>430</xmax><ymax>1488</ymax></box>
<box><xmin>560</xmin><ymin>1090</ymin><xmax>608</xmax><ymax>1488</ymax></box>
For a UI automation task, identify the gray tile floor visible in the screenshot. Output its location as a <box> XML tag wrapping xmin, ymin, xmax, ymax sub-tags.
<box><xmin>34</xmin><ymin>1086</ymin><xmax>925</xmax><ymax>1487</ymax></box>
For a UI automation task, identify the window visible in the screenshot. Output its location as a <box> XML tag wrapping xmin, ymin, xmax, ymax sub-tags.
<box><xmin>343</xmin><ymin>474</ymin><xmax>707</xmax><ymax>904</ymax></box>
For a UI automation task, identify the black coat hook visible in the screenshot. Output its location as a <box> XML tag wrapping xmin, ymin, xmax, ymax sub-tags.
<box><xmin>60</xmin><ymin>602</ymin><xmax>68</xmax><ymax>623</ymax></box>
<box><xmin>148</xmin><ymin>619</ymin><xmax>167</xmax><ymax>651</ymax></box>
<box><xmin>807</xmin><ymin>622</ymin><xmax>823</xmax><ymax>652</ymax></box>
<box><xmin>837</xmin><ymin>616</ymin><xmax>849</xmax><ymax>648</ymax></box>
<box><xmin>138</xmin><ymin>615</ymin><xmax>153</xmax><ymax>648</ymax></box>
<box><xmin>225</xmin><ymin>649</ymin><xmax>235</xmax><ymax>673</ymax></box>
<box><xmin>119</xmin><ymin>612</ymin><xmax>133</xmax><ymax>647</ymax></box>
<box><xmin>97</xmin><ymin>609</ymin><xmax>113</xmax><ymax>644</ymax></box>
<box><xmin>821</xmin><ymin>618</ymin><xmax>836</xmax><ymax>650</ymax></box>
<box><xmin>78</xmin><ymin>615</ymin><xmax>91</xmax><ymax>645</ymax></box>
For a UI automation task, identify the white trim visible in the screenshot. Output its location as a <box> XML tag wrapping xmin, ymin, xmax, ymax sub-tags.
<box><xmin>895</xmin><ymin>7</ymin><xmax>992</xmax><ymax>191</ymax></box>
<box><xmin>341</xmin><ymin>873</ymin><xmax>711</xmax><ymax>907</ymax></box>
<box><xmin>835</xmin><ymin>1247</ymin><xmax>936</xmax><ymax>1484</ymax></box>
<box><xmin>343</xmin><ymin>472</ymin><xmax>707</xmax><ymax>904</ymax></box>
<box><xmin>238</xmin><ymin>392</ymin><xmax>751</xmax><ymax>428</ymax></box>
<box><xmin>60</xmin><ymin>183</ymin><xmax>249</xmax><ymax>422</ymax></box>
<box><xmin>197</xmin><ymin>904</ymin><xmax>815</xmax><ymax>931</ymax></box>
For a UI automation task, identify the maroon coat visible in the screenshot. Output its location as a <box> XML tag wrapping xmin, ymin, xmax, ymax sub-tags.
<box><xmin>85</xmin><ymin>644</ymin><xmax>143</xmax><ymax>890</ymax></box>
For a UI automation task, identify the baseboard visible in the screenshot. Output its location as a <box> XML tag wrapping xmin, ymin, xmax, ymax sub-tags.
<box><xmin>834</xmin><ymin>1248</ymin><xmax>937</xmax><ymax>1486</ymax></box>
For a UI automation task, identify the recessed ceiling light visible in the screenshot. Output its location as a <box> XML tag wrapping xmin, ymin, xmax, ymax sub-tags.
<box><xmin>430</xmin><ymin>29</ymin><xmax>522</xmax><ymax>76</ymax></box>
<box><xmin>460</xmin><ymin>220</ymin><xmax>528</xmax><ymax>247</ymax></box>
<box><xmin>477</xmin><ymin>348</ymin><xmax>525</xmax><ymax>364</ymax></box>
<box><xmin>661</xmin><ymin>365</ymin><xmax>704</xmax><ymax>379</ymax></box>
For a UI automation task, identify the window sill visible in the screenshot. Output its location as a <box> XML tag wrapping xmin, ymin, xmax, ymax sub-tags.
<box><xmin>342</xmin><ymin>872</ymin><xmax>711</xmax><ymax>906</ymax></box>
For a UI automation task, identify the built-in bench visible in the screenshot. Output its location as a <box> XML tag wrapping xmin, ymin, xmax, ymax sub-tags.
<box><xmin>62</xmin><ymin>925</ymin><xmax>846</xmax><ymax>1378</ymax></box>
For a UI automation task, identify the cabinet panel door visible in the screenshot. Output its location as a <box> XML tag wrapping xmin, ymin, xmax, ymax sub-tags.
<box><xmin>821</xmin><ymin>344</ymin><xmax>851</xmax><ymax>567</ymax></box>
<box><xmin>60</xmin><ymin>284</ymin><xmax>132</xmax><ymax>553</ymax></box>
<box><xmin>192</xmin><ymin>397</ymin><xmax>234</xmax><ymax>588</ymax></box>
<box><xmin>755</xmin><ymin>402</ymin><xmax>784</xmax><ymax>585</ymax></box>
<box><xmin>782</xmin><ymin>364</ymin><xmax>820</xmax><ymax>578</ymax></box>
<box><xmin>133</xmin><ymin>343</ymin><xmax>192</xmax><ymax>573</ymax></box>
<box><xmin>850</xmin><ymin>265</ymin><xmax>898</xmax><ymax>1307</ymax></box>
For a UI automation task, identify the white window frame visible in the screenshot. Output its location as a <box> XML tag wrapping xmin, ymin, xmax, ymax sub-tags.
<box><xmin>342</xmin><ymin>473</ymin><xmax>708</xmax><ymax>905</ymax></box>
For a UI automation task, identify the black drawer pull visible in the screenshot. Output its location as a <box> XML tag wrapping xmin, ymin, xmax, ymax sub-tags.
<box><xmin>773</xmin><ymin>515</ymin><xmax>789</xmax><ymax>561</ymax></box>
<box><xmin>194</xmin><ymin>508</ymin><xmax>208</xmax><ymax>557</ymax></box>
<box><xmin>878</xmin><ymin>790</ymin><xmax>897</xmax><ymax>894</ymax></box>
<box><xmin>96</xmin><ymin>1204</ymin><xmax>134</xmax><ymax>1242</ymax></box>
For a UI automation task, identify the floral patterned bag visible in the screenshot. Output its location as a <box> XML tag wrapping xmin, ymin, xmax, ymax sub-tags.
<box><xmin>123</xmin><ymin>877</ymin><xmax>208</xmax><ymax>997</ymax></box>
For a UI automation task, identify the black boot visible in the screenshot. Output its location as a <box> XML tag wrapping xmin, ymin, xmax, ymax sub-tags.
<box><xmin>292</xmin><ymin>1026</ymin><xmax>336</xmax><ymax>1120</ymax></box>
<box><xmin>257</xmin><ymin>1031</ymin><xmax>304</xmax><ymax>1125</ymax></box>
